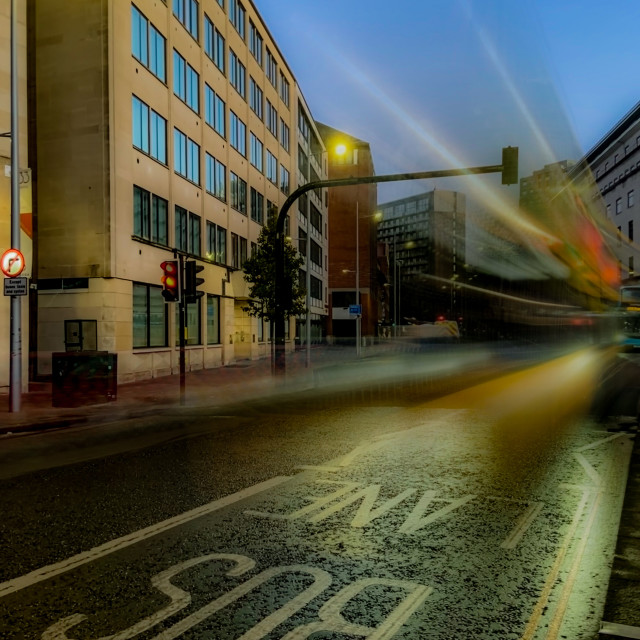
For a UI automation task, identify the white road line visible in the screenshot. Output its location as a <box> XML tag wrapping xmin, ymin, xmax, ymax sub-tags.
<box><xmin>0</xmin><ymin>476</ymin><xmax>292</xmax><ymax>599</ymax></box>
<box><xmin>576</xmin><ymin>432</ymin><xmax>627</xmax><ymax>452</ymax></box>
<box><xmin>501</xmin><ymin>502</ymin><xmax>543</xmax><ymax>550</ymax></box>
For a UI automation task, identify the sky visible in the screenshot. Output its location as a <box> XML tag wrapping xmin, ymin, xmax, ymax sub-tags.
<box><xmin>255</xmin><ymin>0</ymin><xmax>640</xmax><ymax>205</ymax></box>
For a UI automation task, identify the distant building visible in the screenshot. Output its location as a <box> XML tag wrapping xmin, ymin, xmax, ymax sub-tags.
<box><xmin>519</xmin><ymin>160</ymin><xmax>575</xmax><ymax>225</ymax></box>
<box><xmin>377</xmin><ymin>190</ymin><xmax>466</xmax><ymax>323</ymax></box>
<box><xmin>570</xmin><ymin>101</ymin><xmax>640</xmax><ymax>282</ymax></box>
<box><xmin>315</xmin><ymin>123</ymin><xmax>379</xmax><ymax>342</ymax></box>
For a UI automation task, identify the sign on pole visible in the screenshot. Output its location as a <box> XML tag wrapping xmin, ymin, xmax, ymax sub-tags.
<box><xmin>3</xmin><ymin>277</ymin><xmax>27</xmax><ymax>296</ymax></box>
<box><xmin>349</xmin><ymin>304</ymin><xmax>362</xmax><ymax>317</ymax></box>
<box><xmin>1</xmin><ymin>248</ymin><xmax>25</xmax><ymax>277</ymax></box>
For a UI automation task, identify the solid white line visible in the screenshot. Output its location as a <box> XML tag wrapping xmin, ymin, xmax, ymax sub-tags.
<box><xmin>0</xmin><ymin>476</ymin><xmax>292</xmax><ymax>599</ymax></box>
<box><xmin>501</xmin><ymin>502</ymin><xmax>543</xmax><ymax>550</ymax></box>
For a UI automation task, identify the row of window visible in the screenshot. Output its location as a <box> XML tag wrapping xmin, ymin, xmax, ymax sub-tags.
<box><xmin>133</xmin><ymin>282</ymin><xmax>220</xmax><ymax>348</ymax></box>
<box><xmin>133</xmin><ymin>184</ymin><xmax>273</xmax><ymax>259</ymax></box>
<box><xmin>132</xmin><ymin>95</ymin><xmax>291</xmax><ymax>197</ymax></box>
<box><xmin>610</xmin><ymin>189</ymin><xmax>635</xmax><ymax>215</ymax></box>
<box><xmin>596</xmin><ymin>136</ymin><xmax>640</xmax><ymax>179</ymax></box>
<box><xmin>169</xmin><ymin>1</ymin><xmax>290</xmax><ymax>107</ymax></box>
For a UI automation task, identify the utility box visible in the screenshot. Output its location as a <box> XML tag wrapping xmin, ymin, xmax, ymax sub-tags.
<box><xmin>65</xmin><ymin>319</ymin><xmax>97</xmax><ymax>352</ymax></box>
<box><xmin>52</xmin><ymin>351</ymin><xmax>117</xmax><ymax>408</ymax></box>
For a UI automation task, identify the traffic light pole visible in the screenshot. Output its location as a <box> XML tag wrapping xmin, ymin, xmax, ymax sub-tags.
<box><xmin>273</xmin><ymin>148</ymin><xmax>518</xmax><ymax>377</ymax></box>
<box><xmin>178</xmin><ymin>253</ymin><xmax>186</xmax><ymax>405</ymax></box>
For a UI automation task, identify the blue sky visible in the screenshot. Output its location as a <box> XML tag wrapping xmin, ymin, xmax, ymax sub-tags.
<box><xmin>256</xmin><ymin>0</ymin><xmax>640</xmax><ymax>203</ymax></box>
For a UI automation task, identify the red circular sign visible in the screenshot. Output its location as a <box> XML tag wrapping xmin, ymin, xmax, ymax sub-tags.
<box><xmin>1</xmin><ymin>249</ymin><xmax>25</xmax><ymax>277</ymax></box>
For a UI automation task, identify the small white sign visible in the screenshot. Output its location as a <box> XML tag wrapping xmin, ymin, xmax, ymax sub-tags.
<box><xmin>4</xmin><ymin>277</ymin><xmax>28</xmax><ymax>296</ymax></box>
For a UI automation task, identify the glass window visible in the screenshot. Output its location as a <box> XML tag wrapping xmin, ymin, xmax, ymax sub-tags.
<box><xmin>174</xmin><ymin>128</ymin><xmax>200</xmax><ymax>184</ymax></box>
<box><xmin>249</xmin><ymin>78</ymin><xmax>263</xmax><ymax>119</ymax></box>
<box><xmin>132</xmin><ymin>4</ymin><xmax>167</xmax><ymax>82</ymax></box>
<box><xmin>175</xmin><ymin>205</ymin><xmax>187</xmax><ymax>252</ymax></box>
<box><xmin>230</xmin><ymin>172</ymin><xmax>247</xmax><ymax>214</ymax></box>
<box><xmin>628</xmin><ymin>190</ymin><xmax>635</xmax><ymax>208</ymax></box>
<box><xmin>229</xmin><ymin>50</ymin><xmax>246</xmax><ymax>98</ymax></box>
<box><xmin>189</xmin><ymin>212</ymin><xmax>201</xmax><ymax>256</ymax></box>
<box><xmin>207</xmin><ymin>294</ymin><xmax>221</xmax><ymax>344</ymax></box>
<box><xmin>266</xmin><ymin>99</ymin><xmax>277</xmax><ymax>138</ymax></box>
<box><xmin>133</xmin><ymin>283</ymin><xmax>167</xmax><ymax>348</ymax></box>
<box><xmin>132</xmin><ymin>96</ymin><xmax>150</xmax><ymax>153</ymax></box>
<box><xmin>204</xmin><ymin>85</ymin><xmax>225</xmax><ymax>138</ymax></box>
<box><xmin>186</xmin><ymin>65</ymin><xmax>199</xmax><ymax>112</ymax></box>
<box><xmin>250</xmin><ymin>187</ymin><xmax>263</xmax><ymax>224</ymax></box>
<box><xmin>250</xmin><ymin>133</ymin><xmax>263</xmax><ymax>172</ymax></box>
<box><xmin>205</xmin><ymin>153</ymin><xmax>226</xmax><ymax>200</ymax></box>
<box><xmin>280</xmin><ymin>119</ymin><xmax>289</xmax><ymax>152</ymax></box>
<box><xmin>133</xmin><ymin>96</ymin><xmax>167</xmax><ymax>164</ymax></box>
<box><xmin>176</xmin><ymin>298</ymin><xmax>202</xmax><ymax>345</ymax></box>
<box><xmin>173</xmin><ymin>50</ymin><xmax>186</xmax><ymax>100</ymax></box>
<box><xmin>173</xmin><ymin>0</ymin><xmax>198</xmax><ymax>40</ymax></box>
<box><xmin>229</xmin><ymin>0</ymin><xmax>245</xmax><ymax>39</ymax></box>
<box><xmin>279</xmin><ymin>72</ymin><xmax>289</xmax><ymax>107</ymax></box>
<box><xmin>266</xmin><ymin>150</ymin><xmax>277</xmax><ymax>184</ymax></box>
<box><xmin>229</xmin><ymin>111</ymin><xmax>246</xmax><ymax>156</ymax></box>
<box><xmin>249</xmin><ymin>21</ymin><xmax>262</xmax><ymax>65</ymax></box>
<box><xmin>616</xmin><ymin>197</ymin><xmax>622</xmax><ymax>214</ymax></box>
<box><xmin>204</xmin><ymin>15</ymin><xmax>225</xmax><ymax>73</ymax></box>
<box><xmin>629</xmin><ymin>219</ymin><xmax>634</xmax><ymax>242</ymax></box>
<box><xmin>280</xmin><ymin>165</ymin><xmax>289</xmax><ymax>195</ymax></box>
<box><xmin>133</xmin><ymin>185</ymin><xmax>168</xmax><ymax>245</ymax></box>
<box><xmin>266</xmin><ymin>48</ymin><xmax>277</xmax><ymax>86</ymax></box>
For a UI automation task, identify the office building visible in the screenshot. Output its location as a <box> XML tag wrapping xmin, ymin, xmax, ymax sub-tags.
<box><xmin>377</xmin><ymin>190</ymin><xmax>466</xmax><ymax>323</ymax></box>
<box><xmin>28</xmin><ymin>0</ymin><xmax>327</xmax><ymax>383</ymax></box>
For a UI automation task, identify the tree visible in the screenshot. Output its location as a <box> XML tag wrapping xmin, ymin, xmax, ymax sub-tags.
<box><xmin>243</xmin><ymin>213</ymin><xmax>306</xmax><ymax>325</ymax></box>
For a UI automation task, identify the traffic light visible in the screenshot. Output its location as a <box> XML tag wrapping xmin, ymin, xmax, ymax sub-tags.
<box><xmin>184</xmin><ymin>260</ymin><xmax>205</xmax><ymax>303</ymax></box>
<box><xmin>160</xmin><ymin>260</ymin><xmax>180</xmax><ymax>302</ymax></box>
<box><xmin>501</xmin><ymin>146</ymin><xmax>519</xmax><ymax>185</ymax></box>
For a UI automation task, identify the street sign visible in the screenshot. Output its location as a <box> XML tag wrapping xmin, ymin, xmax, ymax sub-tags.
<box><xmin>349</xmin><ymin>304</ymin><xmax>362</xmax><ymax>316</ymax></box>
<box><xmin>4</xmin><ymin>277</ymin><xmax>28</xmax><ymax>296</ymax></box>
<box><xmin>1</xmin><ymin>248</ymin><xmax>25</xmax><ymax>277</ymax></box>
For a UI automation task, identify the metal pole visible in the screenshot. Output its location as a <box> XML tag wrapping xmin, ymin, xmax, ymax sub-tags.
<box><xmin>305</xmin><ymin>231</ymin><xmax>311</xmax><ymax>368</ymax></box>
<box><xmin>355</xmin><ymin>201</ymin><xmax>361</xmax><ymax>357</ymax></box>
<box><xmin>179</xmin><ymin>254</ymin><xmax>186</xmax><ymax>405</ymax></box>
<box><xmin>393</xmin><ymin>235</ymin><xmax>397</xmax><ymax>337</ymax></box>
<box><xmin>9</xmin><ymin>0</ymin><xmax>21</xmax><ymax>412</ymax></box>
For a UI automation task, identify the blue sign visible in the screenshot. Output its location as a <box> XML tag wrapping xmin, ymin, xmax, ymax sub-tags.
<box><xmin>348</xmin><ymin>305</ymin><xmax>362</xmax><ymax>315</ymax></box>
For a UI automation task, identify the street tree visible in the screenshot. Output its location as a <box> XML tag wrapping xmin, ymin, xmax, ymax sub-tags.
<box><xmin>243</xmin><ymin>213</ymin><xmax>306</xmax><ymax>346</ymax></box>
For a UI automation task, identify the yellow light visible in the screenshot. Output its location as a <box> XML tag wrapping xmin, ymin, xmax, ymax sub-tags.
<box><xmin>335</xmin><ymin>143</ymin><xmax>347</xmax><ymax>156</ymax></box>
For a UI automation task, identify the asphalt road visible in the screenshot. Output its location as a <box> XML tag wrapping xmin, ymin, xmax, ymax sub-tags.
<box><xmin>0</xmin><ymin>347</ymin><xmax>634</xmax><ymax>639</ymax></box>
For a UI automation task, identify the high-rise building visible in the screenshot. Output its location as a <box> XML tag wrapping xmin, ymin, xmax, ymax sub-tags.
<box><xmin>315</xmin><ymin>123</ymin><xmax>379</xmax><ymax>343</ymax></box>
<box><xmin>377</xmin><ymin>190</ymin><xmax>466</xmax><ymax>323</ymax></box>
<box><xmin>27</xmin><ymin>0</ymin><xmax>327</xmax><ymax>383</ymax></box>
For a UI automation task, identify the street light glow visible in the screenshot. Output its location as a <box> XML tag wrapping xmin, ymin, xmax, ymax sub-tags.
<box><xmin>335</xmin><ymin>143</ymin><xmax>347</xmax><ymax>156</ymax></box>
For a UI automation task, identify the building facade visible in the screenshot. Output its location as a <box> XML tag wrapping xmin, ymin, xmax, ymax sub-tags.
<box><xmin>28</xmin><ymin>0</ymin><xmax>327</xmax><ymax>383</ymax></box>
<box><xmin>1</xmin><ymin>1</ymin><xmax>31</xmax><ymax>393</ymax></box>
<box><xmin>377</xmin><ymin>189</ymin><xmax>466</xmax><ymax>324</ymax></box>
<box><xmin>570</xmin><ymin>101</ymin><xmax>640</xmax><ymax>284</ymax></box>
<box><xmin>315</xmin><ymin>123</ymin><xmax>379</xmax><ymax>342</ymax></box>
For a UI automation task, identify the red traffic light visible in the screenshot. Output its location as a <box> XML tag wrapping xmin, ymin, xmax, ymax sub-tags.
<box><xmin>161</xmin><ymin>260</ymin><xmax>180</xmax><ymax>302</ymax></box>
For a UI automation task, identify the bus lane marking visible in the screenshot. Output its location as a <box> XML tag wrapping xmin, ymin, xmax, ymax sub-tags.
<box><xmin>0</xmin><ymin>476</ymin><xmax>292</xmax><ymax>599</ymax></box>
<box><xmin>41</xmin><ymin>553</ymin><xmax>432</xmax><ymax>640</ymax></box>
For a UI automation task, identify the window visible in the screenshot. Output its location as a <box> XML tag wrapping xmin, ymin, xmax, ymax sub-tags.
<box><xmin>628</xmin><ymin>190</ymin><xmax>635</xmax><ymax>208</ymax></box>
<box><xmin>133</xmin><ymin>284</ymin><xmax>167</xmax><ymax>348</ymax></box>
<box><xmin>206</xmin><ymin>294</ymin><xmax>221</xmax><ymax>344</ymax></box>
<box><xmin>606</xmin><ymin>203</ymin><xmax>611</xmax><ymax>217</ymax></box>
<box><xmin>174</xmin><ymin>128</ymin><xmax>200</xmax><ymax>184</ymax></box>
<box><xmin>204</xmin><ymin>15</ymin><xmax>224</xmax><ymax>73</ymax></box>
<box><xmin>280</xmin><ymin>165</ymin><xmax>289</xmax><ymax>195</ymax></box>
<box><xmin>298</xmin><ymin>228</ymin><xmax>307</xmax><ymax>256</ymax></box>
<box><xmin>229</xmin><ymin>49</ymin><xmax>246</xmax><ymax>98</ymax></box>
<box><xmin>173</xmin><ymin>51</ymin><xmax>199</xmax><ymax>112</ymax></box>
<box><xmin>265</xmin><ymin>48</ymin><xmax>277</xmax><ymax>86</ymax></box>
<box><xmin>230</xmin><ymin>232</ymin><xmax>247</xmax><ymax>268</ymax></box>
<box><xmin>206</xmin><ymin>221</ymin><xmax>227</xmax><ymax>264</ymax></box>
<box><xmin>204</xmin><ymin>84</ymin><xmax>225</xmax><ymax>137</ymax></box>
<box><xmin>298</xmin><ymin>146</ymin><xmax>309</xmax><ymax>178</ymax></box>
<box><xmin>131</xmin><ymin>5</ymin><xmax>166</xmax><ymax>82</ymax></box>
<box><xmin>249</xmin><ymin>78</ymin><xmax>263</xmax><ymax>119</ymax></box>
<box><xmin>250</xmin><ymin>133</ymin><xmax>263</xmax><ymax>172</ymax></box>
<box><xmin>205</xmin><ymin>152</ymin><xmax>226</xmax><ymax>200</ymax></box>
<box><xmin>229</xmin><ymin>0</ymin><xmax>245</xmax><ymax>38</ymax></box>
<box><xmin>175</xmin><ymin>206</ymin><xmax>200</xmax><ymax>254</ymax></box>
<box><xmin>176</xmin><ymin>298</ymin><xmax>201</xmax><ymax>345</ymax></box>
<box><xmin>249</xmin><ymin>21</ymin><xmax>262</xmax><ymax>65</ymax></box>
<box><xmin>280</xmin><ymin>119</ymin><xmax>289</xmax><ymax>152</ymax></box>
<box><xmin>616</xmin><ymin>197</ymin><xmax>622</xmax><ymax>215</ymax></box>
<box><xmin>310</xmin><ymin>276</ymin><xmax>322</xmax><ymax>301</ymax></box>
<box><xmin>310</xmin><ymin>240</ymin><xmax>322</xmax><ymax>267</ymax></box>
<box><xmin>630</xmin><ymin>256</ymin><xmax>635</xmax><ymax>275</ymax></box>
<box><xmin>250</xmin><ymin>187</ymin><xmax>263</xmax><ymax>224</ymax></box>
<box><xmin>175</xmin><ymin>205</ymin><xmax>188</xmax><ymax>252</ymax></box>
<box><xmin>173</xmin><ymin>0</ymin><xmax>198</xmax><ymax>40</ymax></box>
<box><xmin>266</xmin><ymin>99</ymin><xmax>277</xmax><ymax>138</ymax></box>
<box><xmin>230</xmin><ymin>172</ymin><xmax>247</xmax><ymax>214</ymax></box>
<box><xmin>629</xmin><ymin>220</ymin><xmax>634</xmax><ymax>242</ymax></box>
<box><xmin>229</xmin><ymin>111</ymin><xmax>246</xmax><ymax>156</ymax></box>
<box><xmin>310</xmin><ymin>203</ymin><xmax>322</xmax><ymax>234</ymax></box>
<box><xmin>266</xmin><ymin>150</ymin><xmax>277</xmax><ymax>184</ymax></box>
<box><xmin>279</xmin><ymin>72</ymin><xmax>289</xmax><ymax>107</ymax></box>
<box><xmin>133</xmin><ymin>186</ymin><xmax>168</xmax><ymax>245</ymax></box>
<box><xmin>132</xmin><ymin>96</ymin><xmax>167</xmax><ymax>164</ymax></box>
<box><xmin>189</xmin><ymin>212</ymin><xmax>201</xmax><ymax>256</ymax></box>
<box><xmin>298</xmin><ymin>107</ymin><xmax>310</xmax><ymax>141</ymax></box>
